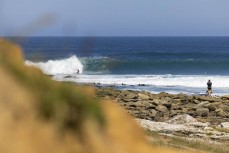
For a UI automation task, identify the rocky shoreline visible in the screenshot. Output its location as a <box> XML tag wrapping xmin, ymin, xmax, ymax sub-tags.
<box><xmin>95</xmin><ymin>87</ymin><xmax>229</xmax><ymax>142</ymax></box>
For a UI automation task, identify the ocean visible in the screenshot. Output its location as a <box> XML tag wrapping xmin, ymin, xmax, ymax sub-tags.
<box><xmin>12</xmin><ymin>36</ymin><xmax>229</xmax><ymax>95</ymax></box>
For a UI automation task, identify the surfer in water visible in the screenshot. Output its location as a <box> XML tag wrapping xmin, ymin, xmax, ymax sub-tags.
<box><xmin>206</xmin><ymin>79</ymin><xmax>212</xmax><ymax>96</ymax></box>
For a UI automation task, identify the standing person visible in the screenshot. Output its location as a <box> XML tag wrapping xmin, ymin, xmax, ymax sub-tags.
<box><xmin>206</xmin><ymin>79</ymin><xmax>212</xmax><ymax>96</ymax></box>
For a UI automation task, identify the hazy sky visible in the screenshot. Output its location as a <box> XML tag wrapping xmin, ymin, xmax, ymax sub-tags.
<box><xmin>1</xmin><ymin>0</ymin><xmax>229</xmax><ymax>36</ymax></box>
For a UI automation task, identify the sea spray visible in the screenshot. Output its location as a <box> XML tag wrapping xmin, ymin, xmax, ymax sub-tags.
<box><xmin>25</xmin><ymin>55</ymin><xmax>83</xmax><ymax>75</ymax></box>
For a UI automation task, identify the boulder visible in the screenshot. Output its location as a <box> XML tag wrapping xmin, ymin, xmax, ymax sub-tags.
<box><xmin>125</xmin><ymin>93</ymin><xmax>137</xmax><ymax>100</ymax></box>
<box><xmin>155</xmin><ymin>105</ymin><xmax>168</xmax><ymax>113</ymax></box>
<box><xmin>222</xmin><ymin>95</ymin><xmax>229</xmax><ymax>99</ymax></box>
<box><xmin>205</xmin><ymin>103</ymin><xmax>217</xmax><ymax>111</ymax></box>
<box><xmin>219</xmin><ymin>105</ymin><xmax>229</xmax><ymax>112</ymax></box>
<box><xmin>137</xmin><ymin>93</ymin><xmax>149</xmax><ymax>100</ymax></box>
<box><xmin>167</xmin><ymin>114</ymin><xmax>197</xmax><ymax>125</ymax></box>
<box><xmin>215</xmin><ymin>109</ymin><xmax>227</xmax><ymax>117</ymax></box>
<box><xmin>220</xmin><ymin>122</ymin><xmax>229</xmax><ymax>129</ymax></box>
<box><xmin>196</xmin><ymin>108</ymin><xmax>209</xmax><ymax>117</ymax></box>
<box><xmin>151</xmin><ymin>99</ymin><xmax>160</xmax><ymax>105</ymax></box>
<box><xmin>197</xmin><ymin>96</ymin><xmax>220</xmax><ymax>102</ymax></box>
<box><xmin>193</xmin><ymin>99</ymin><xmax>200</xmax><ymax>104</ymax></box>
<box><xmin>196</xmin><ymin>101</ymin><xmax>210</xmax><ymax>108</ymax></box>
<box><xmin>182</xmin><ymin>108</ymin><xmax>189</xmax><ymax>113</ymax></box>
<box><xmin>149</xmin><ymin>109</ymin><xmax>158</xmax><ymax>118</ymax></box>
<box><xmin>173</xmin><ymin>99</ymin><xmax>182</xmax><ymax>103</ymax></box>
<box><xmin>170</xmin><ymin>110</ymin><xmax>182</xmax><ymax>117</ymax></box>
<box><xmin>160</xmin><ymin>99</ymin><xmax>172</xmax><ymax>108</ymax></box>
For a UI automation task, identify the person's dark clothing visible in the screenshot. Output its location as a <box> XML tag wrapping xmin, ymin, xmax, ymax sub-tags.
<box><xmin>207</xmin><ymin>81</ymin><xmax>212</xmax><ymax>90</ymax></box>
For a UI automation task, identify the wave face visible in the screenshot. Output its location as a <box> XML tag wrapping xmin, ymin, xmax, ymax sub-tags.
<box><xmin>25</xmin><ymin>56</ymin><xmax>83</xmax><ymax>75</ymax></box>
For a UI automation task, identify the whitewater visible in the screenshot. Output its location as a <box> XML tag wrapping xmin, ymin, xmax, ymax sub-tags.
<box><xmin>25</xmin><ymin>55</ymin><xmax>229</xmax><ymax>96</ymax></box>
<box><xmin>25</xmin><ymin>56</ymin><xmax>83</xmax><ymax>75</ymax></box>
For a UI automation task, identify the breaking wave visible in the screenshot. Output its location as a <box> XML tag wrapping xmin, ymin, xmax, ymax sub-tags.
<box><xmin>25</xmin><ymin>55</ymin><xmax>83</xmax><ymax>75</ymax></box>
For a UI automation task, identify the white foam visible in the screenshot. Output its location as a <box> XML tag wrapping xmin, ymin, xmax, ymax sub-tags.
<box><xmin>25</xmin><ymin>55</ymin><xmax>83</xmax><ymax>75</ymax></box>
<box><xmin>55</xmin><ymin>74</ymin><xmax>229</xmax><ymax>88</ymax></box>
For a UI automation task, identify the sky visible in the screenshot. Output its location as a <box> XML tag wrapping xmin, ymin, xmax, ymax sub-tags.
<box><xmin>1</xmin><ymin>0</ymin><xmax>229</xmax><ymax>36</ymax></box>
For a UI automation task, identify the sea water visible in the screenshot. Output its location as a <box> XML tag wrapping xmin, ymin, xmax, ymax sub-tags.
<box><xmin>13</xmin><ymin>36</ymin><xmax>229</xmax><ymax>95</ymax></box>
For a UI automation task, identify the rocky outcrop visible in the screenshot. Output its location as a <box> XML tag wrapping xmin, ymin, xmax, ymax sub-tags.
<box><xmin>136</xmin><ymin>115</ymin><xmax>229</xmax><ymax>141</ymax></box>
<box><xmin>96</xmin><ymin>88</ymin><xmax>229</xmax><ymax>125</ymax></box>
